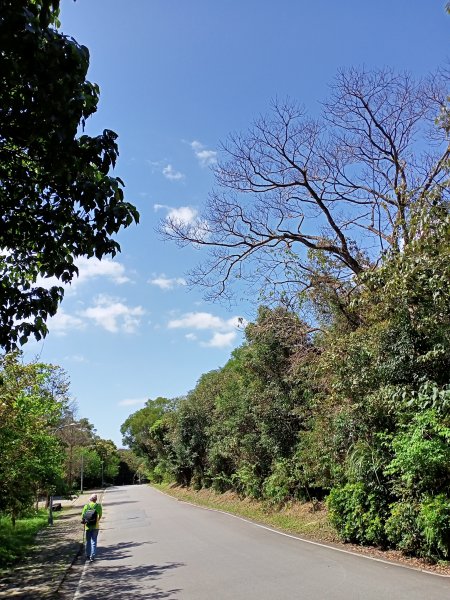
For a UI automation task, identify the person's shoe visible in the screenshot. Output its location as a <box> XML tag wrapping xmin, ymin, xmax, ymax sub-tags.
<box><xmin>89</xmin><ymin>556</ymin><xmax>95</xmax><ymax>562</ymax></box>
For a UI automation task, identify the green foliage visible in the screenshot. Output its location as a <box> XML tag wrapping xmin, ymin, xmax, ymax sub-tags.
<box><xmin>385</xmin><ymin>495</ymin><xmax>450</xmax><ymax>560</ymax></box>
<box><xmin>327</xmin><ymin>483</ymin><xmax>386</xmax><ymax>546</ymax></box>
<box><xmin>0</xmin><ymin>0</ymin><xmax>139</xmax><ymax>350</ymax></box>
<box><xmin>0</xmin><ymin>509</ymin><xmax>49</xmax><ymax>569</ymax></box>
<box><xmin>419</xmin><ymin>494</ymin><xmax>450</xmax><ymax>560</ymax></box>
<box><xmin>262</xmin><ymin>459</ymin><xmax>298</xmax><ymax>504</ymax></box>
<box><xmin>0</xmin><ymin>353</ymin><xmax>66</xmax><ymax>522</ymax></box>
<box><xmin>385</xmin><ymin>501</ymin><xmax>422</xmax><ymax>555</ymax></box>
<box><xmin>385</xmin><ymin>409</ymin><xmax>450</xmax><ymax>497</ymax></box>
<box><xmin>232</xmin><ymin>463</ymin><xmax>263</xmax><ymax>499</ymax></box>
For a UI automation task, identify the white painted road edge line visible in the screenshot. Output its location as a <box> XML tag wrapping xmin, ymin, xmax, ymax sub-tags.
<box><xmin>153</xmin><ymin>486</ymin><xmax>450</xmax><ymax>579</ymax></box>
<box><xmin>73</xmin><ymin>559</ymin><xmax>88</xmax><ymax>600</ymax></box>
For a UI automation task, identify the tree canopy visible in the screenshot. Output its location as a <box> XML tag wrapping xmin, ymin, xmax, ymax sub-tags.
<box><xmin>0</xmin><ymin>0</ymin><xmax>139</xmax><ymax>349</ymax></box>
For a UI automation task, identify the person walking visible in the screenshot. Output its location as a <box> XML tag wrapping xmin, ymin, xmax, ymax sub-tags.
<box><xmin>81</xmin><ymin>493</ymin><xmax>102</xmax><ymax>562</ymax></box>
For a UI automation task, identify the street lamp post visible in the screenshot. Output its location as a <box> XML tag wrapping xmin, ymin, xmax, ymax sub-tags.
<box><xmin>101</xmin><ymin>460</ymin><xmax>104</xmax><ymax>488</ymax></box>
<box><xmin>80</xmin><ymin>452</ymin><xmax>84</xmax><ymax>494</ymax></box>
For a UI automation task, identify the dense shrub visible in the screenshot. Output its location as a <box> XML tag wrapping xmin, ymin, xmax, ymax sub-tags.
<box><xmin>327</xmin><ymin>483</ymin><xmax>386</xmax><ymax>546</ymax></box>
<box><xmin>385</xmin><ymin>495</ymin><xmax>450</xmax><ymax>561</ymax></box>
<box><xmin>418</xmin><ymin>494</ymin><xmax>450</xmax><ymax>560</ymax></box>
<box><xmin>385</xmin><ymin>501</ymin><xmax>423</xmax><ymax>555</ymax></box>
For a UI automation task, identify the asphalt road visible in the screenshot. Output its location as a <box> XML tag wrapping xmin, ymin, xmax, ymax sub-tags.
<box><xmin>63</xmin><ymin>485</ymin><xmax>449</xmax><ymax>600</ymax></box>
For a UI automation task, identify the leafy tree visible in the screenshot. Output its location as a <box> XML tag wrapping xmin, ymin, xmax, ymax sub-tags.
<box><xmin>0</xmin><ymin>0</ymin><xmax>139</xmax><ymax>350</ymax></box>
<box><xmin>0</xmin><ymin>353</ymin><xmax>65</xmax><ymax>524</ymax></box>
<box><xmin>93</xmin><ymin>438</ymin><xmax>120</xmax><ymax>484</ymax></box>
<box><xmin>168</xmin><ymin>370</ymin><xmax>224</xmax><ymax>487</ymax></box>
<box><xmin>120</xmin><ymin>397</ymin><xmax>177</xmax><ymax>469</ymax></box>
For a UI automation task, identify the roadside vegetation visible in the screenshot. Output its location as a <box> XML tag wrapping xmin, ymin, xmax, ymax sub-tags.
<box><xmin>0</xmin><ymin>510</ymin><xmax>49</xmax><ymax>569</ymax></box>
<box><xmin>0</xmin><ymin>352</ymin><xmax>144</xmax><ymax>570</ymax></box>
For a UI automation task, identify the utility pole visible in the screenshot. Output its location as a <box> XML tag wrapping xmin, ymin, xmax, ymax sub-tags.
<box><xmin>80</xmin><ymin>453</ymin><xmax>84</xmax><ymax>493</ymax></box>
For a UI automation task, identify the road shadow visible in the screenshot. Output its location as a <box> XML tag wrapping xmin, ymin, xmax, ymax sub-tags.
<box><xmin>102</xmin><ymin>500</ymin><xmax>140</xmax><ymax>507</ymax></box>
<box><xmin>70</xmin><ymin>558</ymin><xmax>184</xmax><ymax>599</ymax></box>
<box><xmin>99</xmin><ymin>540</ymin><xmax>156</xmax><ymax>561</ymax></box>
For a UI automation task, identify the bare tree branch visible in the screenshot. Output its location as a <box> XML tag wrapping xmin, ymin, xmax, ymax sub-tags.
<box><xmin>159</xmin><ymin>67</ymin><xmax>449</xmax><ymax>307</ymax></box>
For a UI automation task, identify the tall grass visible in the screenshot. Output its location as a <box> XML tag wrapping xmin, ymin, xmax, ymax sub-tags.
<box><xmin>0</xmin><ymin>510</ymin><xmax>49</xmax><ymax>570</ymax></box>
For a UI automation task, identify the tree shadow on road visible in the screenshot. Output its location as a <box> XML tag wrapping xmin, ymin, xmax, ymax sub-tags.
<box><xmin>74</xmin><ymin>559</ymin><xmax>184</xmax><ymax>599</ymax></box>
<box><xmin>101</xmin><ymin>500</ymin><xmax>140</xmax><ymax>507</ymax></box>
<box><xmin>99</xmin><ymin>540</ymin><xmax>156</xmax><ymax>561</ymax></box>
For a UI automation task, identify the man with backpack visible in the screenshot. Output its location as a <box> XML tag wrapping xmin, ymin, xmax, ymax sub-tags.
<box><xmin>81</xmin><ymin>493</ymin><xmax>102</xmax><ymax>562</ymax></box>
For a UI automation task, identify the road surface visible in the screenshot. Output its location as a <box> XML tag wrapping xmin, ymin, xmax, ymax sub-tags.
<box><xmin>62</xmin><ymin>484</ymin><xmax>449</xmax><ymax>599</ymax></box>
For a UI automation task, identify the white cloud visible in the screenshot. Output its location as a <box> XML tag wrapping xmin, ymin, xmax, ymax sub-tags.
<box><xmin>162</xmin><ymin>164</ymin><xmax>184</xmax><ymax>181</ymax></box>
<box><xmin>202</xmin><ymin>331</ymin><xmax>237</xmax><ymax>348</ymax></box>
<box><xmin>168</xmin><ymin>206</ymin><xmax>198</xmax><ymax>226</ymax></box>
<box><xmin>168</xmin><ymin>311</ymin><xmax>246</xmax><ymax>349</ymax></box>
<box><xmin>74</xmin><ymin>257</ymin><xmax>130</xmax><ymax>286</ymax></box>
<box><xmin>149</xmin><ymin>275</ymin><xmax>186</xmax><ymax>290</ymax></box>
<box><xmin>47</xmin><ymin>309</ymin><xmax>85</xmax><ymax>336</ymax></box>
<box><xmin>191</xmin><ymin>140</ymin><xmax>217</xmax><ymax>167</ymax></box>
<box><xmin>168</xmin><ymin>312</ymin><xmax>246</xmax><ymax>331</ymax></box>
<box><xmin>64</xmin><ymin>354</ymin><xmax>87</xmax><ymax>363</ymax></box>
<box><xmin>118</xmin><ymin>398</ymin><xmax>147</xmax><ymax>407</ymax></box>
<box><xmin>168</xmin><ymin>312</ymin><xmax>226</xmax><ymax>331</ymax></box>
<box><xmin>154</xmin><ymin>204</ymin><xmax>198</xmax><ymax>225</ymax></box>
<box><xmin>36</xmin><ymin>257</ymin><xmax>130</xmax><ymax>291</ymax></box>
<box><xmin>82</xmin><ymin>295</ymin><xmax>144</xmax><ymax>333</ymax></box>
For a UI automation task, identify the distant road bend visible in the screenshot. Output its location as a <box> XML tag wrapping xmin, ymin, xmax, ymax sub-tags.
<box><xmin>62</xmin><ymin>485</ymin><xmax>450</xmax><ymax>600</ymax></box>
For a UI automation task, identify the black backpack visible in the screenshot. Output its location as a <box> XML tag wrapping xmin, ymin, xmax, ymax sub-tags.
<box><xmin>82</xmin><ymin>506</ymin><xmax>97</xmax><ymax>526</ymax></box>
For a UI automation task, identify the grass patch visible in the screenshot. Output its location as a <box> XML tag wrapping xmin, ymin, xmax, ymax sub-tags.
<box><xmin>152</xmin><ymin>484</ymin><xmax>339</xmax><ymax>543</ymax></box>
<box><xmin>0</xmin><ymin>510</ymin><xmax>49</xmax><ymax>570</ymax></box>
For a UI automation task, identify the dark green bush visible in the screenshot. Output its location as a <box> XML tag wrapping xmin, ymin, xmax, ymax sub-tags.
<box><xmin>419</xmin><ymin>494</ymin><xmax>450</xmax><ymax>560</ymax></box>
<box><xmin>385</xmin><ymin>494</ymin><xmax>450</xmax><ymax>561</ymax></box>
<box><xmin>327</xmin><ymin>483</ymin><xmax>386</xmax><ymax>546</ymax></box>
<box><xmin>385</xmin><ymin>500</ymin><xmax>423</xmax><ymax>554</ymax></box>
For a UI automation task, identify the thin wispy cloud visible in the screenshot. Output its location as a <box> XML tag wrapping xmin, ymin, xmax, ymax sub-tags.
<box><xmin>168</xmin><ymin>312</ymin><xmax>246</xmax><ymax>331</ymax></box>
<box><xmin>47</xmin><ymin>309</ymin><xmax>85</xmax><ymax>336</ymax></box>
<box><xmin>162</xmin><ymin>164</ymin><xmax>184</xmax><ymax>181</ymax></box>
<box><xmin>118</xmin><ymin>398</ymin><xmax>147</xmax><ymax>407</ymax></box>
<box><xmin>63</xmin><ymin>354</ymin><xmax>87</xmax><ymax>363</ymax></box>
<box><xmin>148</xmin><ymin>275</ymin><xmax>186</xmax><ymax>290</ymax></box>
<box><xmin>191</xmin><ymin>140</ymin><xmax>217</xmax><ymax>167</ymax></box>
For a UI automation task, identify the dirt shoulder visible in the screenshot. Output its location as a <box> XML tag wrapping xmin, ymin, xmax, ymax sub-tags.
<box><xmin>154</xmin><ymin>484</ymin><xmax>450</xmax><ymax>578</ymax></box>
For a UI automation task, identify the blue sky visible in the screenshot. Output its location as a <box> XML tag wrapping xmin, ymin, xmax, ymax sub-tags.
<box><xmin>24</xmin><ymin>1</ymin><xmax>449</xmax><ymax>447</ymax></box>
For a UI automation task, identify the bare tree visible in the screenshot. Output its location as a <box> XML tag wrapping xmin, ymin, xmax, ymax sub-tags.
<box><xmin>160</xmin><ymin>68</ymin><xmax>449</xmax><ymax>307</ymax></box>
